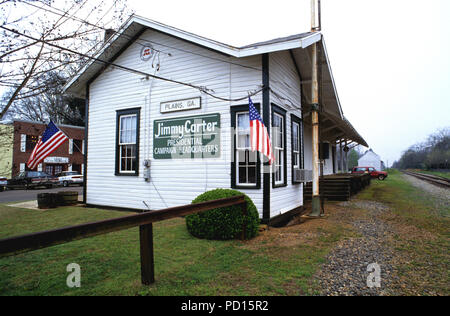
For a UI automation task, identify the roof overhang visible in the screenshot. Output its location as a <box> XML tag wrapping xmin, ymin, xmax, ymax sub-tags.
<box><xmin>64</xmin><ymin>15</ymin><xmax>321</xmax><ymax>98</ymax></box>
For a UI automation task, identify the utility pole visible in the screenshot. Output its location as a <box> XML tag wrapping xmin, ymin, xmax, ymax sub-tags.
<box><xmin>309</xmin><ymin>0</ymin><xmax>322</xmax><ymax>217</ymax></box>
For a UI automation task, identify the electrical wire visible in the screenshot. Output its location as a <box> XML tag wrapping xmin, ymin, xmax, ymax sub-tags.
<box><xmin>20</xmin><ymin>1</ymin><xmax>263</xmax><ymax>72</ymax></box>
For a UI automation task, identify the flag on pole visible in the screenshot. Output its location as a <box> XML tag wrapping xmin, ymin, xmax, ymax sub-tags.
<box><xmin>27</xmin><ymin>121</ymin><xmax>69</xmax><ymax>170</ymax></box>
<box><xmin>249</xmin><ymin>97</ymin><xmax>275</xmax><ymax>165</ymax></box>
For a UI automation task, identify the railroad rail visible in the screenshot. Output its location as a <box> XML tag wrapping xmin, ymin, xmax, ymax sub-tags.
<box><xmin>402</xmin><ymin>171</ymin><xmax>450</xmax><ymax>189</ymax></box>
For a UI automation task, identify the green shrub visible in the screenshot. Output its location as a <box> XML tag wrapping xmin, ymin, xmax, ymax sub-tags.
<box><xmin>186</xmin><ymin>189</ymin><xmax>259</xmax><ymax>240</ymax></box>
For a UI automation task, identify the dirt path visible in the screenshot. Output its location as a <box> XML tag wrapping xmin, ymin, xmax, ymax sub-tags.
<box><xmin>314</xmin><ymin>200</ymin><xmax>397</xmax><ymax>296</ymax></box>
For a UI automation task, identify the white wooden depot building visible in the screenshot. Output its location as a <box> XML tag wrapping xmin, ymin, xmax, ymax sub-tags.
<box><xmin>65</xmin><ymin>15</ymin><xmax>367</xmax><ymax>225</ymax></box>
<box><xmin>358</xmin><ymin>149</ymin><xmax>383</xmax><ymax>171</ymax></box>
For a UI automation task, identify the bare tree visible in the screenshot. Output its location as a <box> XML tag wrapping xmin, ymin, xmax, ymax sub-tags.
<box><xmin>0</xmin><ymin>0</ymin><xmax>133</xmax><ymax>120</ymax></box>
<box><xmin>6</xmin><ymin>70</ymin><xmax>86</xmax><ymax>125</ymax></box>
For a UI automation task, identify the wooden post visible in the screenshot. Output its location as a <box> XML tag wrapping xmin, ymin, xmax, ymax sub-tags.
<box><xmin>240</xmin><ymin>201</ymin><xmax>247</xmax><ymax>241</ymax></box>
<box><xmin>139</xmin><ymin>223</ymin><xmax>155</xmax><ymax>285</ymax></box>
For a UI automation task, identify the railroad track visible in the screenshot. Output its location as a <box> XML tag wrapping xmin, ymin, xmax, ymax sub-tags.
<box><xmin>402</xmin><ymin>171</ymin><xmax>450</xmax><ymax>189</ymax></box>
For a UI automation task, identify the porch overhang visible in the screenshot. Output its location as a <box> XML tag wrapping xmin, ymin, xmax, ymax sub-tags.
<box><xmin>291</xmin><ymin>38</ymin><xmax>368</xmax><ymax>148</ymax></box>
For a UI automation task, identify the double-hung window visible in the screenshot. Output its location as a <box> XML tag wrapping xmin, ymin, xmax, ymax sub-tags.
<box><xmin>231</xmin><ymin>105</ymin><xmax>260</xmax><ymax>189</ymax></box>
<box><xmin>116</xmin><ymin>108</ymin><xmax>140</xmax><ymax>176</ymax></box>
<box><xmin>236</xmin><ymin>112</ymin><xmax>258</xmax><ymax>186</ymax></box>
<box><xmin>291</xmin><ymin>115</ymin><xmax>303</xmax><ymax>184</ymax></box>
<box><xmin>272</xmin><ymin>105</ymin><xmax>287</xmax><ymax>187</ymax></box>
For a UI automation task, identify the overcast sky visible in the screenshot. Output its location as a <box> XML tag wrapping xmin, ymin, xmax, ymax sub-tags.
<box><xmin>129</xmin><ymin>0</ymin><xmax>450</xmax><ymax>166</ymax></box>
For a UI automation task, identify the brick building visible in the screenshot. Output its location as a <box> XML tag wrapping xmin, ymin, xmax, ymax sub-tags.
<box><xmin>4</xmin><ymin>120</ymin><xmax>85</xmax><ymax>177</ymax></box>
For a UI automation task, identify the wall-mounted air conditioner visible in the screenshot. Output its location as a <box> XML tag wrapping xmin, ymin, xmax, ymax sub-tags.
<box><xmin>294</xmin><ymin>169</ymin><xmax>313</xmax><ymax>183</ymax></box>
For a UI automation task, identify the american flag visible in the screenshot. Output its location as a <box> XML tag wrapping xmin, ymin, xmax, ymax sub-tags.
<box><xmin>249</xmin><ymin>97</ymin><xmax>275</xmax><ymax>165</ymax></box>
<box><xmin>27</xmin><ymin>121</ymin><xmax>69</xmax><ymax>170</ymax></box>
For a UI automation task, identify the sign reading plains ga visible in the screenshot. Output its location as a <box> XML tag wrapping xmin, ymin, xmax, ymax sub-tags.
<box><xmin>160</xmin><ymin>97</ymin><xmax>201</xmax><ymax>113</ymax></box>
<box><xmin>153</xmin><ymin>113</ymin><xmax>220</xmax><ymax>159</ymax></box>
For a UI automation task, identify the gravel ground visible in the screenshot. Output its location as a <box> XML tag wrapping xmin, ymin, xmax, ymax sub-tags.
<box><xmin>402</xmin><ymin>174</ymin><xmax>450</xmax><ymax>211</ymax></box>
<box><xmin>314</xmin><ymin>200</ymin><xmax>398</xmax><ymax>296</ymax></box>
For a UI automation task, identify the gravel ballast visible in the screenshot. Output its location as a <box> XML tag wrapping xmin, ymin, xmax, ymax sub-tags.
<box><xmin>314</xmin><ymin>200</ymin><xmax>397</xmax><ymax>296</ymax></box>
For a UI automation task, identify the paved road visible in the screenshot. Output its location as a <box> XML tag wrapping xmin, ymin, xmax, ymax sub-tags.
<box><xmin>0</xmin><ymin>186</ymin><xmax>83</xmax><ymax>203</ymax></box>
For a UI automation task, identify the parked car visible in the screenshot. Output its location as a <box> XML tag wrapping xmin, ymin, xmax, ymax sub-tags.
<box><xmin>0</xmin><ymin>177</ymin><xmax>7</xmax><ymax>192</ymax></box>
<box><xmin>7</xmin><ymin>171</ymin><xmax>59</xmax><ymax>190</ymax></box>
<box><xmin>351</xmin><ymin>166</ymin><xmax>388</xmax><ymax>180</ymax></box>
<box><xmin>56</xmin><ymin>171</ymin><xmax>83</xmax><ymax>187</ymax></box>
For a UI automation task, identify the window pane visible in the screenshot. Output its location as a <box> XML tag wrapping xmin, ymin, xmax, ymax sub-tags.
<box><xmin>120</xmin><ymin>144</ymin><xmax>137</xmax><ymax>172</ymax></box>
<box><xmin>237</xmin><ymin>113</ymin><xmax>250</xmax><ymax>148</ymax></box>
<box><xmin>131</xmin><ymin>157</ymin><xmax>137</xmax><ymax>171</ymax></box>
<box><xmin>273</xmin><ymin>115</ymin><xmax>280</xmax><ymax>128</ymax></box>
<box><xmin>238</xmin><ymin>167</ymin><xmax>247</xmax><ymax>184</ymax></box>
<box><xmin>248</xmin><ymin>166</ymin><xmax>256</xmax><ymax>184</ymax></box>
<box><xmin>275</xmin><ymin>167</ymin><xmax>280</xmax><ymax>182</ymax></box>
<box><xmin>248</xmin><ymin>151</ymin><xmax>257</xmax><ymax>165</ymax></box>
<box><xmin>277</xmin><ymin>131</ymin><xmax>283</xmax><ymax>149</ymax></box>
<box><xmin>238</xmin><ymin>150</ymin><xmax>246</xmax><ymax>165</ymax></box>
<box><xmin>120</xmin><ymin>115</ymin><xmax>137</xmax><ymax>144</ymax></box>
<box><xmin>238</xmin><ymin>134</ymin><xmax>250</xmax><ymax>148</ymax></box>
<box><xmin>131</xmin><ymin>116</ymin><xmax>137</xmax><ymax>143</ymax></box>
<box><xmin>237</xmin><ymin>113</ymin><xmax>249</xmax><ymax>130</ymax></box>
<box><xmin>293</xmin><ymin>123</ymin><xmax>299</xmax><ymax>152</ymax></box>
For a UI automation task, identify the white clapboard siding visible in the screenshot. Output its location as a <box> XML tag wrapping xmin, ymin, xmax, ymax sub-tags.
<box><xmin>87</xmin><ymin>29</ymin><xmax>264</xmax><ymax>215</ymax></box>
<box><xmin>268</xmin><ymin>51</ymin><xmax>303</xmax><ymax>218</ymax></box>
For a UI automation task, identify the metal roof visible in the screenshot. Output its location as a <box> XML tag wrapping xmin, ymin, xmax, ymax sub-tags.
<box><xmin>239</xmin><ymin>32</ymin><xmax>316</xmax><ymax>49</ymax></box>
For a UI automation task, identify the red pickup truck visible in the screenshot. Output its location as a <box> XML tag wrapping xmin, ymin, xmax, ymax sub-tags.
<box><xmin>351</xmin><ymin>167</ymin><xmax>388</xmax><ymax>180</ymax></box>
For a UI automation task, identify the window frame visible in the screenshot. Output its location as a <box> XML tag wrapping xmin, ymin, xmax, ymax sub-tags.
<box><xmin>25</xmin><ymin>135</ymin><xmax>38</xmax><ymax>152</ymax></box>
<box><xmin>115</xmin><ymin>108</ymin><xmax>140</xmax><ymax>177</ymax></box>
<box><xmin>291</xmin><ymin>114</ymin><xmax>303</xmax><ymax>185</ymax></box>
<box><xmin>271</xmin><ymin>104</ymin><xmax>287</xmax><ymax>188</ymax></box>
<box><xmin>231</xmin><ymin>104</ymin><xmax>261</xmax><ymax>190</ymax></box>
<box><xmin>73</xmin><ymin>139</ymin><xmax>83</xmax><ymax>153</ymax></box>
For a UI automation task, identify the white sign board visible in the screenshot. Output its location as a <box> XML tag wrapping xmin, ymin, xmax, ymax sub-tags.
<box><xmin>160</xmin><ymin>97</ymin><xmax>201</xmax><ymax>114</ymax></box>
<box><xmin>44</xmin><ymin>157</ymin><xmax>69</xmax><ymax>164</ymax></box>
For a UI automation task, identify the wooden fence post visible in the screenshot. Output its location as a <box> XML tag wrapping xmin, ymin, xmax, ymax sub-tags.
<box><xmin>139</xmin><ymin>223</ymin><xmax>155</xmax><ymax>285</ymax></box>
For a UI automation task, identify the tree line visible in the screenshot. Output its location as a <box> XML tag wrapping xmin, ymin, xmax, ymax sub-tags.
<box><xmin>393</xmin><ymin>128</ymin><xmax>450</xmax><ymax>170</ymax></box>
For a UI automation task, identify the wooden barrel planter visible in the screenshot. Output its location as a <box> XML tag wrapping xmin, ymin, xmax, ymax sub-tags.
<box><xmin>37</xmin><ymin>193</ymin><xmax>58</xmax><ymax>209</ymax></box>
<box><xmin>57</xmin><ymin>191</ymin><xmax>79</xmax><ymax>206</ymax></box>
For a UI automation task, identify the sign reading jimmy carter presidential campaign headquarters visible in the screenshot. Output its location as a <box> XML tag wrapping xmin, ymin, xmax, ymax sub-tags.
<box><xmin>153</xmin><ymin>113</ymin><xmax>220</xmax><ymax>159</ymax></box>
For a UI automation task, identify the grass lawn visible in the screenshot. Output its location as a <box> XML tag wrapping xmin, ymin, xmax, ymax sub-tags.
<box><xmin>1</xmin><ymin>170</ymin><xmax>447</xmax><ymax>296</ymax></box>
<box><xmin>0</xmin><ymin>202</ymin><xmax>350</xmax><ymax>296</ymax></box>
